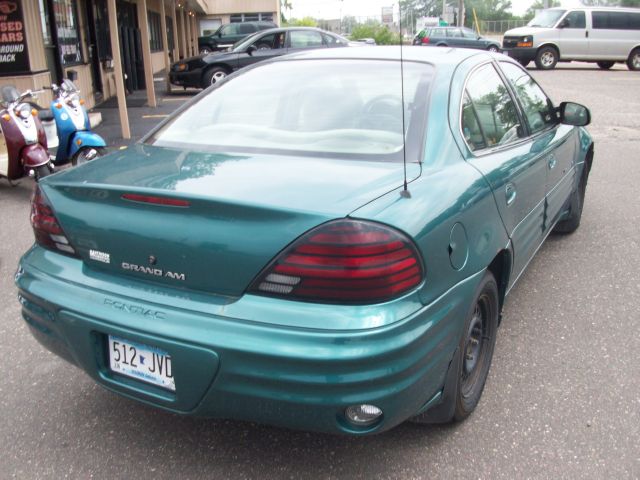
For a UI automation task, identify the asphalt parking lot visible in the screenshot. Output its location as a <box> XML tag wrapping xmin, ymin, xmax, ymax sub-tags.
<box><xmin>1</xmin><ymin>62</ymin><xmax>638</xmax><ymax>479</ymax></box>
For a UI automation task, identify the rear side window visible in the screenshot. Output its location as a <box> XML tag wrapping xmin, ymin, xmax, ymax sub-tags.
<box><xmin>448</xmin><ymin>29</ymin><xmax>462</xmax><ymax>38</ymax></box>
<box><xmin>563</xmin><ymin>11</ymin><xmax>585</xmax><ymax>28</ymax></box>
<box><xmin>500</xmin><ymin>62</ymin><xmax>556</xmax><ymax>135</ymax></box>
<box><xmin>289</xmin><ymin>31</ymin><xmax>324</xmax><ymax>48</ymax></box>
<box><xmin>463</xmin><ymin>64</ymin><xmax>523</xmax><ymax>151</ymax></box>
<box><xmin>239</xmin><ymin>24</ymin><xmax>255</xmax><ymax>34</ymax></box>
<box><xmin>593</xmin><ymin>11</ymin><xmax>640</xmax><ymax>30</ymax></box>
<box><xmin>431</xmin><ymin>28</ymin><xmax>445</xmax><ymax>37</ymax></box>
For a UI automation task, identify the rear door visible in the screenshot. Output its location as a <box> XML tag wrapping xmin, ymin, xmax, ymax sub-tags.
<box><xmin>461</xmin><ymin>63</ymin><xmax>547</xmax><ymax>280</ymax></box>
<box><xmin>556</xmin><ymin>10</ymin><xmax>589</xmax><ymax>59</ymax></box>
<box><xmin>446</xmin><ymin>28</ymin><xmax>466</xmax><ymax>47</ymax></box>
<box><xmin>498</xmin><ymin>61</ymin><xmax>578</xmax><ymax>233</ymax></box>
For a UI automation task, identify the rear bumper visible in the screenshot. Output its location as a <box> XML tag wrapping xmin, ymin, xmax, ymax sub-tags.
<box><xmin>502</xmin><ymin>47</ymin><xmax>537</xmax><ymax>63</ymax></box>
<box><xmin>169</xmin><ymin>70</ymin><xmax>202</xmax><ymax>88</ymax></box>
<box><xmin>16</xmin><ymin>246</ymin><xmax>482</xmax><ymax>435</ymax></box>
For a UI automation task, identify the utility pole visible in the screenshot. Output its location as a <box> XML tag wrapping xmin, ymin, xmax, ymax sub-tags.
<box><xmin>458</xmin><ymin>0</ymin><xmax>464</xmax><ymax>26</ymax></box>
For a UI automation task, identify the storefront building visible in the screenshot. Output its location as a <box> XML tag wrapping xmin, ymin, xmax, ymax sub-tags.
<box><xmin>1</xmin><ymin>0</ymin><xmax>205</xmax><ymax>138</ymax></box>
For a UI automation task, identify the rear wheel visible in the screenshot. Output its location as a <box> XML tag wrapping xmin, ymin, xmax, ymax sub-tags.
<box><xmin>535</xmin><ymin>46</ymin><xmax>558</xmax><ymax>70</ymax></box>
<box><xmin>72</xmin><ymin>147</ymin><xmax>104</xmax><ymax>167</ymax></box>
<box><xmin>487</xmin><ymin>45</ymin><xmax>499</xmax><ymax>53</ymax></box>
<box><xmin>411</xmin><ymin>272</ymin><xmax>499</xmax><ymax>424</ymax></box>
<box><xmin>203</xmin><ymin>67</ymin><xmax>228</xmax><ymax>88</ymax></box>
<box><xmin>627</xmin><ymin>48</ymin><xmax>640</xmax><ymax>71</ymax></box>
<box><xmin>597</xmin><ymin>61</ymin><xmax>615</xmax><ymax>70</ymax></box>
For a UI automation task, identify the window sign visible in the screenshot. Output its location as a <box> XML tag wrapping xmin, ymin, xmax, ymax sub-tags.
<box><xmin>0</xmin><ymin>0</ymin><xmax>30</xmax><ymax>74</ymax></box>
<box><xmin>53</xmin><ymin>0</ymin><xmax>83</xmax><ymax>66</ymax></box>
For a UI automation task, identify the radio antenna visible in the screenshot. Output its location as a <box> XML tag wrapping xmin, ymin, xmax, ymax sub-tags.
<box><xmin>398</xmin><ymin>1</ymin><xmax>410</xmax><ymax>198</ymax></box>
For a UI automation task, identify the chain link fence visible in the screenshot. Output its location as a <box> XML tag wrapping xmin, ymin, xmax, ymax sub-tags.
<box><xmin>478</xmin><ymin>19</ymin><xmax>528</xmax><ymax>35</ymax></box>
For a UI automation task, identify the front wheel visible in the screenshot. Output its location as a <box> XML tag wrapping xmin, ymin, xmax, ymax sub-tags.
<box><xmin>627</xmin><ymin>48</ymin><xmax>640</xmax><ymax>71</ymax></box>
<box><xmin>203</xmin><ymin>67</ymin><xmax>228</xmax><ymax>88</ymax></box>
<box><xmin>554</xmin><ymin>161</ymin><xmax>590</xmax><ymax>234</ymax></box>
<box><xmin>597</xmin><ymin>61</ymin><xmax>615</xmax><ymax>70</ymax></box>
<box><xmin>535</xmin><ymin>46</ymin><xmax>558</xmax><ymax>70</ymax></box>
<box><xmin>199</xmin><ymin>47</ymin><xmax>212</xmax><ymax>55</ymax></box>
<box><xmin>34</xmin><ymin>164</ymin><xmax>53</xmax><ymax>182</ymax></box>
<box><xmin>72</xmin><ymin>146</ymin><xmax>104</xmax><ymax>166</ymax></box>
<box><xmin>487</xmin><ymin>45</ymin><xmax>499</xmax><ymax>53</ymax></box>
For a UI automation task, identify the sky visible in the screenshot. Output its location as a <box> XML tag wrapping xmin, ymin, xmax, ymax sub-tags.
<box><xmin>287</xmin><ymin>0</ymin><xmax>579</xmax><ymax>19</ymax></box>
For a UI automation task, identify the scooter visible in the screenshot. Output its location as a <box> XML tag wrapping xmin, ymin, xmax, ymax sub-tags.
<box><xmin>46</xmin><ymin>79</ymin><xmax>106</xmax><ymax>165</ymax></box>
<box><xmin>0</xmin><ymin>86</ymin><xmax>53</xmax><ymax>183</ymax></box>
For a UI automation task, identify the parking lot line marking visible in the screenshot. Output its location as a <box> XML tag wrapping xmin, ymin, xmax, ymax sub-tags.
<box><xmin>142</xmin><ymin>114</ymin><xmax>170</xmax><ymax>119</ymax></box>
<box><xmin>163</xmin><ymin>97</ymin><xmax>192</xmax><ymax>101</ymax></box>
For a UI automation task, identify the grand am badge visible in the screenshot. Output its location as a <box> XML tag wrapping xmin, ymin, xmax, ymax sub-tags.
<box><xmin>121</xmin><ymin>262</ymin><xmax>186</xmax><ymax>281</ymax></box>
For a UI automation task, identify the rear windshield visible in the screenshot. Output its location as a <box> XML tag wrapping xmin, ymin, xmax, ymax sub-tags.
<box><xmin>147</xmin><ymin>59</ymin><xmax>434</xmax><ymax>161</ymax></box>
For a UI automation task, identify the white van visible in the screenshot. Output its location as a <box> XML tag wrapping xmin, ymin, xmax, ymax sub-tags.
<box><xmin>502</xmin><ymin>7</ymin><xmax>640</xmax><ymax>70</ymax></box>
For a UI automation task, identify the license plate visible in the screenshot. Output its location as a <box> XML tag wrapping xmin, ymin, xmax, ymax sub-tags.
<box><xmin>108</xmin><ymin>335</ymin><xmax>175</xmax><ymax>391</ymax></box>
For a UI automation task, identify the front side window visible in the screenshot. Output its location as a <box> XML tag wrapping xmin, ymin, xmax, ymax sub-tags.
<box><xmin>147</xmin><ymin>60</ymin><xmax>434</xmax><ymax>161</ymax></box>
<box><xmin>563</xmin><ymin>11</ymin><xmax>585</xmax><ymax>28</ymax></box>
<box><xmin>461</xmin><ymin>28</ymin><xmax>477</xmax><ymax>39</ymax></box>
<box><xmin>464</xmin><ymin>64</ymin><xmax>523</xmax><ymax>150</ymax></box>
<box><xmin>500</xmin><ymin>62</ymin><xmax>556</xmax><ymax>135</ymax></box>
<box><xmin>289</xmin><ymin>31</ymin><xmax>324</xmax><ymax>48</ymax></box>
<box><xmin>221</xmin><ymin>24</ymin><xmax>241</xmax><ymax>36</ymax></box>
<box><xmin>53</xmin><ymin>0</ymin><xmax>83</xmax><ymax>65</ymax></box>
<box><xmin>461</xmin><ymin>93</ymin><xmax>486</xmax><ymax>151</ymax></box>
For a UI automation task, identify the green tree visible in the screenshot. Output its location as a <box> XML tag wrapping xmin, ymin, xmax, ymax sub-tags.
<box><xmin>350</xmin><ymin>23</ymin><xmax>402</xmax><ymax>45</ymax></box>
<box><xmin>465</xmin><ymin>0</ymin><xmax>514</xmax><ymax>26</ymax></box>
<box><xmin>280</xmin><ymin>0</ymin><xmax>292</xmax><ymax>23</ymax></box>
<box><xmin>285</xmin><ymin>16</ymin><xmax>318</xmax><ymax>27</ymax></box>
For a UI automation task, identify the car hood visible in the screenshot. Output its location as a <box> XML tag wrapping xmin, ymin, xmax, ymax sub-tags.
<box><xmin>504</xmin><ymin>26</ymin><xmax>550</xmax><ymax>36</ymax></box>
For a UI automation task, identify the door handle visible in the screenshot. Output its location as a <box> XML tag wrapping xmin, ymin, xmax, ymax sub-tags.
<box><xmin>505</xmin><ymin>183</ymin><xmax>517</xmax><ymax>206</ymax></box>
<box><xmin>548</xmin><ymin>154</ymin><xmax>557</xmax><ymax>169</ymax></box>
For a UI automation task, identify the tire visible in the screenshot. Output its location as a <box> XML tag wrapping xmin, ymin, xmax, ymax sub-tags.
<box><xmin>535</xmin><ymin>46</ymin><xmax>558</xmax><ymax>70</ymax></box>
<box><xmin>518</xmin><ymin>60</ymin><xmax>530</xmax><ymax>68</ymax></box>
<box><xmin>411</xmin><ymin>271</ymin><xmax>499</xmax><ymax>424</ymax></box>
<box><xmin>597</xmin><ymin>61</ymin><xmax>615</xmax><ymax>70</ymax></box>
<box><xmin>436</xmin><ymin>43</ymin><xmax>448</xmax><ymax>47</ymax></box>
<box><xmin>72</xmin><ymin>146</ymin><xmax>104</xmax><ymax>167</ymax></box>
<box><xmin>487</xmin><ymin>45</ymin><xmax>499</xmax><ymax>53</ymax></box>
<box><xmin>203</xmin><ymin>66</ymin><xmax>228</xmax><ymax>88</ymax></box>
<box><xmin>627</xmin><ymin>48</ymin><xmax>640</xmax><ymax>71</ymax></box>
<box><xmin>553</xmin><ymin>161</ymin><xmax>590</xmax><ymax>234</ymax></box>
<box><xmin>199</xmin><ymin>47</ymin><xmax>212</xmax><ymax>54</ymax></box>
<box><xmin>34</xmin><ymin>164</ymin><xmax>53</xmax><ymax>182</ymax></box>
<box><xmin>256</xmin><ymin>43</ymin><xmax>271</xmax><ymax>51</ymax></box>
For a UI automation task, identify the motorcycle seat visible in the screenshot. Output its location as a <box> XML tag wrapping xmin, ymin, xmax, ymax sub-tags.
<box><xmin>38</xmin><ymin>109</ymin><xmax>55</xmax><ymax>121</ymax></box>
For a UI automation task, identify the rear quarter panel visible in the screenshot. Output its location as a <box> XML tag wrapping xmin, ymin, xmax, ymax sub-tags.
<box><xmin>351</xmin><ymin>62</ymin><xmax>510</xmax><ymax>308</ymax></box>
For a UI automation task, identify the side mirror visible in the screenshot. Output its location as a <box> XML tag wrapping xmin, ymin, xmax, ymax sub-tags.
<box><xmin>559</xmin><ymin>102</ymin><xmax>591</xmax><ymax>126</ymax></box>
<box><xmin>246</xmin><ymin>45</ymin><xmax>257</xmax><ymax>56</ymax></box>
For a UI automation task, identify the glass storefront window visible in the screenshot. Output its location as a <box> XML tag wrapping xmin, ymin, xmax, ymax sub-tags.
<box><xmin>53</xmin><ymin>0</ymin><xmax>83</xmax><ymax>65</ymax></box>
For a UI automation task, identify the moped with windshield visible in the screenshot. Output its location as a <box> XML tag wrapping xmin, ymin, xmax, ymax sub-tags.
<box><xmin>0</xmin><ymin>86</ymin><xmax>53</xmax><ymax>183</ymax></box>
<box><xmin>46</xmin><ymin>79</ymin><xmax>106</xmax><ymax>165</ymax></box>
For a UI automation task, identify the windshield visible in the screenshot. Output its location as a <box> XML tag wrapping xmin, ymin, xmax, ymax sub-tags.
<box><xmin>528</xmin><ymin>9</ymin><xmax>566</xmax><ymax>27</ymax></box>
<box><xmin>147</xmin><ymin>59</ymin><xmax>434</xmax><ymax>161</ymax></box>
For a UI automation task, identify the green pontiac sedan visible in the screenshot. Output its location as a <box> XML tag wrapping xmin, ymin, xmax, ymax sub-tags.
<box><xmin>17</xmin><ymin>47</ymin><xmax>593</xmax><ymax>435</ymax></box>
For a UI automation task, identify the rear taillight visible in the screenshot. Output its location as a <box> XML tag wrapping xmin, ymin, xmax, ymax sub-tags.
<box><xmin>30</xmin><ymin>186</ymin><xmax>77</xmax><ymax>256</ymax></box>
<box><xmin>249</xmin><ymin>220</ymin><xmax>424</xmax><ymax>304</ymax></box>
<box><xmin>422</xmin><ymin>37</ymin><xmax>430</xmax><ymax>44</ymax></box>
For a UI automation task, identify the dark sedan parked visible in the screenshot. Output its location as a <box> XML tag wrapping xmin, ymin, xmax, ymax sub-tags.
<box><xmin>413</xmin><ymin>27</ymin><xmax>501</xmax><ymax>52</ymax></box>
<box><xmin>170</xmin><ymin>27</ymin><xmax>352</xmax><ymax>89</ymax></box>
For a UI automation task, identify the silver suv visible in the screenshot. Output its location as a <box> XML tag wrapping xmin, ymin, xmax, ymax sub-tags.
<box><xmin>502</xmin><ymin>7</ymin><xmax>640</xmax><ymax>70</ymax></box>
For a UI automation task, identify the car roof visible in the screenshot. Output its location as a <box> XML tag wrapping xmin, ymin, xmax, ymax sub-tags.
<box><xmin>276</xmin><ymin>45</ymin><xmax>488</xmax><ymax>67</ymax></box>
